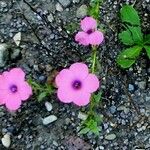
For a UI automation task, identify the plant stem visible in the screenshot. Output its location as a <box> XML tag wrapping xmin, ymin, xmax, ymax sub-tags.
<box><xmin>89</xmin><ymin>46</ymin><xmax>98</xmax><ymax>116</ymax></box>
<box><xmin>91</xmin><ymin>46</ymin><xmax>97</xmax><ymax>73</ymax></box>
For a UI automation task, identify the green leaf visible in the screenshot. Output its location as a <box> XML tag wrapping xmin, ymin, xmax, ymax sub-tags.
<box><xmin>119</xmin><ymin>30</ymin><xmax>134</xmax><ymax>45</ymax></box>
<box><xmin>128</xmin><ymin>26</ymin><xmax>143</xmax><ymax>44</ymax></box>
<box><xmin>79</xmin><ymin>128</ymin><xmax>90</xmax><ymax>135</ymax></box>
<box><xmin>93</xmin><ymin>91</ymin><xmax>102</xmax><ymax>103</ymax></box>
<box><xmin>88</xmin><ymin>0</ymin><xmax>102</xmax><ymax>20</ymax></box>
<box><xmin>117</xmin><ymin>46</ymin><xmax>142</xmax><ymax>68</ymax></box>
<box><xmin>144</xmin><ymin>34</ymin><xmax>150</xmax><ymax>44</ymax></box>
<box><xmin>144</xmin><ymin>46</ymin><xmax>150</xmax><ymax>59</ymax></box>
<box><xmin>120</xmin><ymin>5</ymin><xmax>140</xmax><ymax>26</ymax></box>
<box><xmin>38</xmin><ymin>92</ymin><xmax>47</xmax><ymax>102</ymax></box>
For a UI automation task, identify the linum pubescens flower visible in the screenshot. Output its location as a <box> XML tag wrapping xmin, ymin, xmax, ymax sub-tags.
<box><xmin>75</xmin><ymin>17</ymin><xmax>104</xmax><ymax>46</ymax></box>
<box><xmin>55</xmin><ymin>63</ymin><xmax>99</xmax><ymax>106</ymax></box>
<box><xmin>0</xmin><ymin>68</ymin><xmax>32</xmax><ymax>111</ymax></box>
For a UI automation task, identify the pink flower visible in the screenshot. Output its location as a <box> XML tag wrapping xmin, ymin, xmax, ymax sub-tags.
<box><xmin>0</xmin><ymin>68</ymin><xmax>32</xmax><ymax>111</ymax></box>
<box><xmin>75</xmin><ymin>17</ymin><xmax>104</xmax><ymax>46</ymax></box>
<box><xmin>55</xmin><ymin>63</ymin><xmax>99</xmax><ymax>106</ymax></box>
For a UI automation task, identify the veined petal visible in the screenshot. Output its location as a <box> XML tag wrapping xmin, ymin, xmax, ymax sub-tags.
<box><xmin>69</xmin><ymin>63</ymin><xmax>89</xmax><ymax>80</ymax></box>
<box><xmin>72</xmin><ymin>92</ymin><xmax>91</xmax><ymax>106</ymax></box>
<box><xmin>57</xmin><ymin>87</ymin><xmax>73</xmax><ymax>103</ymax></box>
<box><xmin>81</xmin><ymin>17</ymin><xmax>97</xmax><ymax>32</ymax></box>
<box><xmin>89</xmin><ymin>31</ymin><xmax>104</xmax><ymax>45</ymax></box>
<box><xmin>18</xmin><ymin>82</ymin><xmax>32</xmax><ymax>101</ymax></box>
<box><xmin>75</xmin><ymin>31</ymin><xmax>89</xmax><ymax>46</ymax></box>
<box><xmin>55</xmin><ymin>69</ymin><xmax>74</xmax><ymax>88</ymax></box>
<box><xmin>83</xmin><ymin>74</ymin><xmax>100</xmax><ymax>93</ymax></box>
<box><xmin>5</xmin><ymin>99</ymin><xmax>21</xmax><ymax>111</ymax></box>
<box><xmin>3</xmin><ymin>68</ymin><xmax>25</xmax><ymax>84</ymax></box>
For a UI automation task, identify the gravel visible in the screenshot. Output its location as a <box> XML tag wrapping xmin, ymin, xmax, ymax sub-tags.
<box><xmin>58</xmin><ymin>0</ymin><xmax>71</xmax><ymax>8</ymax></box>
<box><xmin>0</xmin><ymin>43</ymin><xmax>9</xmax><ymax>67</ymax></box>
<box><xmin>0</xmin><ymin>0</ymin><xmax>149</xmax><ymax>149</ymax></box>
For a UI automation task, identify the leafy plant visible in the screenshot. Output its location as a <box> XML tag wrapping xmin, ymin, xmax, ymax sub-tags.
<box><xmin>88</xmin><ymin>0</ymin><xmax>103</xmax><ymax>20</ymax></box>
<box><xmin>79</xmin><ymin>91</ymin><xmax>103</xmax><ymax>135</ymax></box>
<box><xmin>117</xmin><ymin>5</ymin><xmax>150</xmax><ymax>68</ymax></box>
<box><xmin>28</xmin><ymin>78</ymin><xmax>53</xmax><ymax>102</ymax></box>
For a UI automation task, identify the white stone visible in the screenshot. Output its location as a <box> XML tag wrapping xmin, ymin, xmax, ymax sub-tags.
<box><xmin>1</xmin><ymin>134</ymin><xmax>11</xmax><ymax>148</ymax></box>
<box><xmin>45</xmin><ymin>102</ymin><xmax>52</xmax><ymax>112</ymax></box>
<box><xmin>78</xmin><ymin>112</ymin><xmax>87</xmax><ymax>120</ymax></box>
<box><xmin>13</xmin><ymin>32</ymin><xmax>21</xmax><ymax>46</ymax></box>
<box><xmin>105</xmin><ymin>134</ymin><xmax>116</xmax><ymax>140</ymax></box>
<box><xmin>56</xmin><ymin>3</ymin><xmax>63</xmax><ymax>12</ymax></box>
<box><xmin>47</xmin><ymin>14</ymin><xmax>54</xmax><ymax>22</ymax></box>
<box><xmin>76</xmin><ymin>5</ymin><xmax>87</xmax><ymax>18</ymax></box>
<box><xmin>42</xmin><ymin>115</ymin><xmax>57</xmax><ymax>125</ymax></box>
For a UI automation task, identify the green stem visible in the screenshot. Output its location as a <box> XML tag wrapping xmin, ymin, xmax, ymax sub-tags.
<box><xmin>89</xmin><ymin>46</ymin><xmax>98</xmax><ymax>116</ymax></box>
<box><xmin>91</xmin><ymin>46</ymin><xmax>97</xmax><ymax>73</ymax></box>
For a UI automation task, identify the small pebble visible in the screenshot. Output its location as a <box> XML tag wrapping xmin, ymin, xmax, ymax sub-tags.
<box><xmin>105</xmin><ymin>134</ymin><xmax>116</xmax><ymax>140</ymax></box>
<box><xmin>56</xmin><ymin>3</ymin><xmax>63</xmax><ymax>12</ymax></box>
<box><xmin>45</xmin><ymin>102</ymin><xmax>53</xmax><ymax>112</ymax></box>
<box><xmin>128</xmin><ymin>84</ymin><xmax>134</xmax><ymax>91</ymax></box>
<box><xmin>78</xmin><ymin>112</ymin><xmax>87</xmax><ymax>120</ymax></box>
<box><xmin>1</xmin><ymin>134</ymin><xmax>11</xmax><ymax>148</ymax></box>
<box><xmin>42</xmin><ymin>115</ymin><xmax>57</xmax><ymax>125</ymax></box>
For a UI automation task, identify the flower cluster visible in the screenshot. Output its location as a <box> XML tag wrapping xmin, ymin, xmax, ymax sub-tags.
<box><xmin>0</xmin><ymin>68</ymin><xmax>32</xmax><ymax>111</ymax></box>
<box><xmin>0</xmin><ymin>16</ymin><xmax>102</xmax><ymax>112</ymax></box>
<box><xmin>75</xmin><ymin>17</ymin><xmax>104</xmax><ymax>46</ymax></box>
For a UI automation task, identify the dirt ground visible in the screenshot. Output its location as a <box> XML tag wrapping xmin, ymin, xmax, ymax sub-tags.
<box><xmin>0</xmin><ymin>0</ymin><xmax>149</xmax><ymax>149</ymax></box>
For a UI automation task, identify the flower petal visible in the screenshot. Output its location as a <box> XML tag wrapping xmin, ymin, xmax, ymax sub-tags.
<box><xmin>0</xmin><ymin>75</ymin><xmax>8</xmax><ymax>90</ymax></box>
<box><xmin>69</xmin><ymin>63</ymin><xmax>89</xmax><ymax>80</ymax></box>
<box><xmin>0</xmin><ymin>90</ymin><xmax>7</xmax><ymax>105</ymax></box>
<box><xmin>89</xmin><ymin>31</ymin><xmax>104</xmax><ymax>45</ymax></box>
<box><xmin>72</xmin><ymin>92</ymin><xmax>91</xmax><ymax>106</ymax></box>
<box><xmin>83</xmin><ymin>74</ymin><xmax>100</xmax><ymax>93</ymax></box>
<box><xmin>3</xmin><ymin>68</ymin><xmax>25</xmax><ymax>84</ymax></box>
<box><xmin>57</xmin><ymin>87</ymin><xmax>73</xmax><ymax>103</ymax></box>
<box><xmin>75</xmin><ymin>31</ymin><xmax>89</xmax><ymax>46</ymax></box>
<box><xmin>55</xmin><ymin>69</ymin><xmax>74</xmax><ymax>88</ymax></box>
<box><xmin>81</xmin><ymin>17</ymin><xmax>97</xmax><ymax>32</ymax></box>
<box><xmin>19</xmin><ymin>82</ymin><xmax>32</xmax><ymax>101</ymax></box>
<box><xmin>5</xmin><ymin>94</ymin><xmax>21</xmax><ymax>111</ymax></box>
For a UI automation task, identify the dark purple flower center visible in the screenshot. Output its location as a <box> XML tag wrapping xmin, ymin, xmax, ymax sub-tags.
<box><xmin>87</xmin><ymin>29</ymin><xmax>93</xmax><ymax>34</ymax></box>
<box><xmin>10</xmin><ymin>85</ymin><xmax>18</xmax><ymax>93</ymax></box>
<box><xmin>72</xmin><ymin>80</ymin><xmax>82</xmax><ymax>90</ymax></box>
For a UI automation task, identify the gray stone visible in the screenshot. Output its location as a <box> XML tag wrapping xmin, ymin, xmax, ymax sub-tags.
<box><xmin>58</xmin><ymin>0</ymin><xmax>71</xmax><ymax>8</ymax></box>
<box><xmin>0</xmin><ymin>43</ymin><xmax>9</xmax><ymax>67</ymax></box>
<box><xmin>47</xmin><ymin>14</ymin><xmax>54</xmax><ymax>22</ymax></box>
<box><xmin>105</xmin><ymin>134</ymin><xmax>116</xmax><ymax>140</ymax></box>
<box><xmin>73</xmin><ymin>0</ymin><xmax>80</xmax><ymax>3</ymax></box>
<box><xmin>42</xmin><ymin>115</ymin><xmax>57</xmax><ymax>125</ymax></box>
<box><xmin>76</xmin><ymin>5</ymin><xmax>87</xmax><ymax>18</ymax></box>
<box><xmin>110</xmin><ymin>105</ymin><xmax>116</xmax><ymax>114</ymax></box>
<box><xmin>146</xmin><ymin>96</ymin><xmax>150</xmax><ymax>101</ymax></box>
<box><xmin>56</xmin><ymin>3</ymin><xmax>63</xmax><ymax>12</ymax></box>
<box><xmin>128</xmin><ymin>84</ymin><xmax>134</xmax><ymax>91</ymax></box>
<box><xmin>138</xmin><ymin>81</ymin><xmax>146</xmax><ymax>90</ymax></box>
<box><xmin>99</xmin><ymin>146</ymin><xmax>104</xmax><ymax>150</ymax></box>
<box><xmin>11</xmin><ymin>48</ymin><xmax>20</xmax><ymax>60</ymax></box>
<box><xmin>0</xmin><ymin>1</ymin><xmax>7</xmax><ymax>8</ymax></box>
